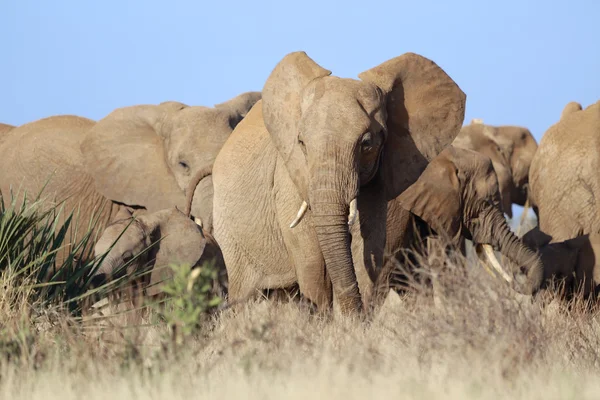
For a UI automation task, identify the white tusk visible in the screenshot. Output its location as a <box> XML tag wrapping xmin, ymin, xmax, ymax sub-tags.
<box><xmin>194</xmin><ymin>217</ymin><xmax>203</xmax><ymax>229</ymax></box>
<box><xmin>91</xmin><ymin>298</ymin><xmax>109</xmax><ymax>309</ymax></box>
<box><xmin>289</xmin><ymin>201</ymin><xmax>309</xmax><ymax>228</ymax></box>
<box><xmin>347</xmin><ymin>198</ymin><xmax>358</xmax><ymax>226</ymax></box>
<box><xmin>516</xmin><ymin>198</ymin><xmax>530</xmax><ymax>237</ymax></box>
<box><xmin>482</xmin><ymin>244</ymin><xmax>513</xmax><ymax>283</ymax></box>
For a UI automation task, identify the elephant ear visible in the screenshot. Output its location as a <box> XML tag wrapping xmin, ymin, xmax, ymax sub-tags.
<box><xmin>358</xmin><ymin>53</ymin><xmax>466</xmax><ymax>200</ymax></box>
<box><xmin>81</xmin><ymin>105</ymin><xmax>188</xmax><ymax>212</ymax></box>
<box><xmin>262</xmin><ymin>52</ymin><xmax>332</xmax><ymax>199</ymax></box>
<box><xmin>561</xmin><ymin>101</ymin><xmax>583</xmax><ymax>119</ymax></box>
<box><xmin>214</xmin><ymin>91</ymin><xmax>262</xmax><ymax>128</ymax></box>
<box><xmin>396</xmin><ymin>151</ymin><xmax>462</xmax><ymax>239</ymax></box>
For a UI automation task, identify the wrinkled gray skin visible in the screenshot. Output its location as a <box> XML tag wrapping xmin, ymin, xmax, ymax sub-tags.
<box><xmin>529</xmin><ymin>101</ymin><xmax>600</xmax><ymax>243</ymax></box>
<box><xmin>213</xmin><ymin>51</ymin><xmax>467</xmax><ymax>315</ymax></box>
<box><xmin>0</xmin><ymin>92</ymin><xmax>260</xmax><ymax>267</ymax></box>
<box><xmin>523</xmin><ymin>227</ymin><xmax>600</xmax><ymax>298</ymax></box>
<box><xmin>93</xmin><ymin>207</ymin><xmax>227</xmax><ymax>299</ymax></box>
<box><xmin>453</xmin><ymin>119</ymin><xmax>538</xmax><ymax>218</ymax></box>
<box><xmin>379</xmin><ymin>146</ymin><xmax>543</xmax><ymax>299</ymax></box>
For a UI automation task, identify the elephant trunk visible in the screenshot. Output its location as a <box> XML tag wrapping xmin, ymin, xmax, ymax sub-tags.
<box><xmin>309</xmin><ymin>142</ymin><xmax>362</xmax><ymax>314</ymax></box>
<box><xmin>184</xmin><ymin>165</ymin><xmax>213</xmax><ymax>219</ymax></box>
<box><xmin>92</xmin><ymin>254</ymin><xmax>121</xmax><ymax>285</ymax></box>
<box><xmin>312</xmin><ymin>197</ymin><xmax>362</xmax><ymax>314</ymax></box>
<box><xmin>472</xmin><ymin>207</ymin><xmax>543</xmax><ymax>294</ymax></box>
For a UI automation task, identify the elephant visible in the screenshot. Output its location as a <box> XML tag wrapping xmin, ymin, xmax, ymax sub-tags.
<box><xmin>452</xmin><ymin>119</ymin><xmax>538</xmax><ymax>218</ymax></box>
<box><xmin>212</xmin><ymin>50</ymin><xmax>471</xmax><ymax>316</ymax></box>
<box><xmin>528</xmin><ymin>100</ymin><xmax>600</xmax><ymax>243</ymax></box>
<box><xmin>92</xmin><ymin>207</ymin><xmax>227</xmax><ymax>303</ymax></box>
<box><xmin>81</xmin><ymin>90</ymin><xmax>262</xmax><ymax>235</ymax></box>
<box><xmin>377</xmin><ymin>145</ymin><xmax>543</xmax><ymax>301</ymax></box>
<box><xmin>0</xmin><ymin>122</ymin><xmax>14</xmax><ymax>136</ymax></box>
<box><xmin>523</xmin><ymin>227</ymin><xmax>600</xmax><ymax>299</ymax></box>
<box><xmin>0</xmin><ymin>91</ymin><xmax>260</xmax><ymax>267</ymax></box>
<box><xmin>453</xmin><ymin>121</ymin><xmax>514</xmax><ymax>217</ymax></box>
<box><xmin>0</xmin><ymin>122</ymin><xmax>15</xmax><ymax>155</ymax></box>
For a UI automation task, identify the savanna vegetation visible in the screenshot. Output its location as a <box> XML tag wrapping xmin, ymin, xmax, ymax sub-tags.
<box><xmin>0</xmin><ymin>194</ymin><xmax>599</xmax><ymax>400</ymax></box>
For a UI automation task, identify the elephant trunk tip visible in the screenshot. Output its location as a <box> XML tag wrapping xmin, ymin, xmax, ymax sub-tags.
<box><xmin>184</xmin><ymin>165</ymin><xmax>213</xmax><ymax>219</ymax></box>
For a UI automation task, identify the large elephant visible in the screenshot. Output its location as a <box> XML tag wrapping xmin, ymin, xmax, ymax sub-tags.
<box><xmin>92</xmin><ymin>207</ymin><xmax>227</xmax><ymax>302</ymax></box>
<box><xmin>380</xmin><ymin>145</ymin><xmax>543</xmax><ymax>298</ymax></box>
<box><xmin>213</xmin><ymin>51</ymin><xmax>468</xmax><ymax>315</ymax></box>
<box><xmin>453</xmin><ymin>119</ymin><xmax>538</xmax><ymax>218</ymax></box>
<box><xmin>0</xmin><ymin>91</ymin><xmax>260</xmax><ymax>266</ymax></box>
<box><xmin>528</xmin><ymin>100</ymin><xmax>600</xmax><ymax>242</ymax></box>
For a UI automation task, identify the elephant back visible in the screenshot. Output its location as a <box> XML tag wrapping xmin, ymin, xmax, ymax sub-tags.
<box><xmin>0</xmin><ymin>115</ymin><xmax>119</xmax><ymax>270</ymax></box>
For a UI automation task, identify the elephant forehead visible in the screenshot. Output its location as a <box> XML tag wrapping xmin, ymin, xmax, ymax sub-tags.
<box><xmin>96</xmin><ymin>223</ymin><xmax>143</xmax><ymax>252</ymax></box>
<box><xmin>316</xmin><ymin>77</ymin><xmax>384</xmax><ymax>114</ymax></box>
<box><xmin>172</xmin><ymin>107</ymin><xmax>230</xmax><ymax>136</ymax></box>
<box><xmin>301</xmin><ymin>81</ymin><xmax>385</xmax><ymax>135</ymax></box>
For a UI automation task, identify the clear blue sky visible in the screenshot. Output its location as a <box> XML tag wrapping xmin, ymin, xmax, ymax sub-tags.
<box><xmin>2</xmin><ymin>0</ymin><xmax>599</xmax><ymax>219</ymax></box>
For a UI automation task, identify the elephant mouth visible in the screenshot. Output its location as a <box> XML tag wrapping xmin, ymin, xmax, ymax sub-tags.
<box><xmin>289</xmin><ymin>198</ymin><xmax>358</xmax><ymax>229</ymax></box>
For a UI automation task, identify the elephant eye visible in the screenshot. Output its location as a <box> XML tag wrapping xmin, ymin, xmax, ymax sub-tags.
<box><xmin>360</xmin><ymin>133</ymin><xmax>373</xmax><ymax>151</ymax></box>
<box><xmin>122</xmin><ymin>251</ymin><xmax>134</xmax><ymax>264</ymax></box>
<box><xmin>179</xmin><ymin>161</ymin><xmax>190</xmax><ymax>170</ymax></box>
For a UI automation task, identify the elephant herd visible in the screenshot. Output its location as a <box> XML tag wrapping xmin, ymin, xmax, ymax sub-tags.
<box><xmin>1</xmin><ymin>50</ymin><xmax>598</xmax><ymax>318</ymax></box>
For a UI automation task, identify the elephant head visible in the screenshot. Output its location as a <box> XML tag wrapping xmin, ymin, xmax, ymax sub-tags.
<box><xmin>80</xmin><ymin>91</ymin><xmax>261</xmax><ymax>231</ymax></box>
<box><xmin>92</xmin><ymin>207</ymin><xmax>226</xmax><ymax>297</ymax></box>
<box><xmin>397</xmin><ymin>145</ymin><xmax>543</xmax><ymax>294</ymax></box>
<box><xmin>454</xmin><ymin>123</ymin><xmax>514</xmax><ymax>217</ymax></box>
<box><xmin>261</xmin><ymin>52</ymin><xmax>466</xmax><ymax>313</ymax></box>
<box><xmin>484</xmin><ymin>124</ymin><xmax>538</xmax><ymax>207</ymax></box>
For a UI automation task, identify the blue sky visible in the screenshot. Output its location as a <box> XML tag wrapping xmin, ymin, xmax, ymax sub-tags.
<box><xmin>2</xmin><ymin>0</ymin><xmax>599</xmax><ymax>219</ymax></box>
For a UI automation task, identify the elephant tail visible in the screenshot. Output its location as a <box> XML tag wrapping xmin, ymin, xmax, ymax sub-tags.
<box><xmin>184</xmin><ymin>165</ymin><xmax>213</xmax><ymax>218</ymax></box>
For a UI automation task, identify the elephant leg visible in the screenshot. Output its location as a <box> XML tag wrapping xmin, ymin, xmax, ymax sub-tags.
<box><xmin>349</xmin><ymin>182</ymin><xmax>388</xmax><ymax>313</ymax></box>
<box><xmin>213</xmin><ymin>150</ymin><xmax>296</xmax><ymax>311</ymax></box>
<box><xmin>215</xmin><ymin>235</ymin><xmax>263</xmax><ymax>309</ymax></box>
<box><xmin>279</xmin><ymin>219</ymin><xmax>332</xmax><ymax>311</ymax></box>
<box><xmin>275</xmin><ymin>164</ymin><xmax>332</xmax><ymax>312</ymax></box>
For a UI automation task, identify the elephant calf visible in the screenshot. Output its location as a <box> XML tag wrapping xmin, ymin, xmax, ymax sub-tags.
<box><xmin>523</xmin><ymin>227</ymin><xmax>600</xmax><ymax>298</ymax></box>
<box><xmin>92</xmin><ymin>207</ymin><xmax>227</xmax><ymax>304</ymax></box>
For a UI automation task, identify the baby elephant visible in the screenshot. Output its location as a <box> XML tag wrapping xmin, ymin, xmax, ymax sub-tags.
<box><xmin>92</xmin><ymin>207</ymin><xmax>227</xmax><ymax>302</ymax></box>
<box><xmin>523</xmin><ymin>228</ymin><xmax>600</xmax><ymax>298</ymax></box>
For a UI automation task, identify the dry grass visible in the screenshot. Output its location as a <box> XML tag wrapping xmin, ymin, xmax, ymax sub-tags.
<box><xmin>1</xmin><ymin>195</ymin><xmax>598</xmax><ymax>399</ymax></box>
<box><xmin>2</xmin><ymin>239</ymin><xmax>600</xmax><ymax>400</ymax></box>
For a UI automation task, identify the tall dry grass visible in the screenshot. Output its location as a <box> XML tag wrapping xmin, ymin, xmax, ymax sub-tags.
<box><xmin>1</xmin><ymin>195</ymin><xmax>600</xmax><ymax>399</ymax></box>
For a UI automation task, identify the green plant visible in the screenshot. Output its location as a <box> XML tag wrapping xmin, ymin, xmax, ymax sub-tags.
<box><xmin>155</xmin><ymin>261</ymin><xmax>223</xmax><ymax>346</ymax></box>
<box><xmin>0</xmin><ymin>185</ymin><xmax>132</xmax><ymax>314</ymax></box>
